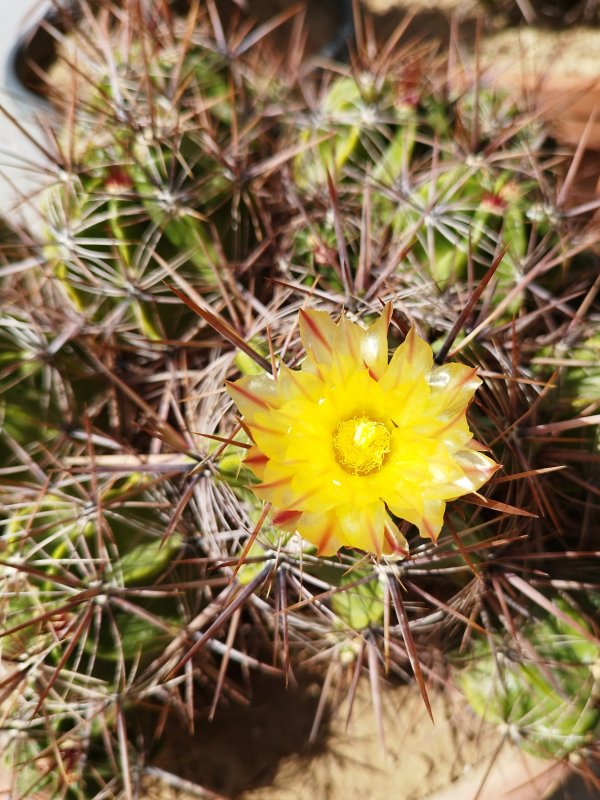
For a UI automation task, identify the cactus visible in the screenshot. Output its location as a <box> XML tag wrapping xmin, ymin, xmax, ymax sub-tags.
<box><xmin>0</xmin><ymin>472</ymin><xmax>186</xmax><ymax>797</ymax></box>
<box><xmin>38</xmin><ymin>3</ymin><xmax>283</xmax><ymax>343</ymax></box>
<box><xmin>0</xmin><ymin>1</ymin><xmax>599</xmax><ymax>798</ymax></box>
<box><xmin>457</xmin><ymin>600</ymin><xmax>600</xmax><ymax>758</ymax></box>
<box><xmin>287</xmin><ymin>66</ymin><xmax>570</xmax><ymax>309</ymax></box>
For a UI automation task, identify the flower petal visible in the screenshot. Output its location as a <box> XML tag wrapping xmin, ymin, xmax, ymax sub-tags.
<box><xmin>336</xmin><ymin>501</ymin><xmax>388</xmax><ymax>557</ymax></box>
<box><xmin>253</xmin><ymin>458</ymin><xmax>340</xmax><ymax>511</ymax></box>
<box><xmin>427</xmin><ymin>363</ymin><xmax>481</xmax><ymax>417</ymax></box>
<box><xmin>419</xmin><ymin>500</ymin><xmax>446</xmax><ymax>540</ymax></box>
<box><xmin>382</xmin><ymin>516</ymin><xmax>409</xmax><ymax>558</ymax></box>
<box><xmin>253</xmin><ymin>469</ymin><xmax>298</xmax><ymax>508</ymax></box>
<box><xmin>380</xmin><ymin>326</ymin><xmax>433</xmax><ymax>390</ymax></box>
<box><xmin>334</xmin><ymin>315</ymin><xmax>364</xmax><ymax>372</ymax></box>
<box><xmin>360</xmin><ymin>302</ymin><xmax>392</xmax><ymax>379</ymax></box>
<box><xmin>226</xmin><ymin>374</ymin><xmax>281</xmax><ymax>421</ymax></box>
<box><xmin>296</xmin><ymin>511</ymin><xmax>344</xmax><ymax>556</ymax></box>
<box><xmin>243</xmin><ymin>415</ymin><xmax>290</xmax><ymax>459</ymax></box>
<box><xmin>244</xmin><ymin>446</ymin><xmax>269</xmax><ymax>480</ymax></box>
<box><xmin>299</xmin><ymin>309</ymin><xmax>336</xmax><ymax>365</ymax></box>
<box><xmin>271</xmin><ymin>508</ymin><xmax>303</xmax><ymax>530</ymax></box>
<box><xmin>277</xmin><ymin>364</ymin><xmax>324</xmax><ymax>403</ymax></box>
<box><xmin>412</xmin><ymin>408</ymin><xmax>473</xmax><ymax>452</ymax></box>
<box><xmin>388</xmin><ymin>498</ymin><xmax>446</xmax><ymax>541</ymax></box>
<box><xmin>454</xmin><ymin>448</ymin><xmax>500</xmax><ymax>492</ymax></box>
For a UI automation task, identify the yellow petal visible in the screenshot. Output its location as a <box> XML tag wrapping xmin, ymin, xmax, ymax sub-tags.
<box><xmin>226</xmin><ymin>374</ymin><xmax>280</xmax><ymax>421</ymax></box>
<box><xmin>253</xmin><ymin>466</ymin><xmax>299</xmax><ymax>508</ymax></box>
<box><xmin>254</xmin><ymin>458</ymin><xmax>341</xmax><ymax>511</ymax></box>
<box><xmin>380</xmin><ymin>326</ymin><xmax>433</xmax><ymax>390</ymax></box>
<box><xmin>427</xmin><ymin>363</ymin><xmax>481</xmax><ymax>418</ymax></box>
<box><xmin>277</xmin><ymin>364</ymin><xmax>324</xmax><ymax>404</ymax></box>
<box><xmin>299</xmin><ymin>309</ymin><xmax>336</xmax><ymax>365</ymax></box>
<box><xmin>244</xmin><ymin>446</ymin><xmax>269</xmax><ymax>480</ymax></box>
<box><xmin>382</xmin><ymin>517</ymin><xmax>409</xmax><ymax>558</ymax></box>
<box><xmin>333</xmin><ymin>315</ymin><xmax>365</xmax><ymax>374</ymax></box>
<box><xmin>386</xmin><ymin>377</ymin><xmax>430</xmax><ymax>428</ymax></box>
<box><xmin>271</xmin><ymin>508</ymin><xmax>302</xmax><ymax>531</ymax></box>
<box><xmin>412</xmin><ymin>408</ymin><xmax>473</xmax><ymax>452</ymax></box>
<box><xmin>296</xmin><ymin>510</ymin><xmax>344</xmax><ymax>556</ymax></box>
<box><xmin>335</xmin><ymin>501</ymin><xmax>388</xmax><ymax>556</ymax></box>
<box><xmin>454</xmin><ymin>448</ymin><xmax>500</xmax><ymax>492</ymax></box>
<box><xmin>360</xmin><ymin>302</ymin><xmax>392</xmax><ymax>379</ymax></box>
<box><xmin>388</xmin><ymin>498</ymin><xmax>446</xmax><ymax>541</ymax></box>
<box><xmin>244</xmin><ymin>414</ymin><xmax>290</xmax><ymax>459</ymax></box>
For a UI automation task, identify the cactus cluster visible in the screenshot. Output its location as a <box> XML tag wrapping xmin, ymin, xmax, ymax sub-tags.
<box><xmin>458</xmin><ymin>600</ymin><xmax>600</xmax><ymax>759</ymax></box>
<box><xmin>0</xmin><ymin>1</ymin><xmax>599</xmax><ymax>798</ymax></box>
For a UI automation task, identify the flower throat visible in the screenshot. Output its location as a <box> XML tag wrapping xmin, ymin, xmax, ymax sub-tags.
<box><xmin>333</xmin><ymin>416</ymin><xmax>391</xmax><ymax>475</ymax></box>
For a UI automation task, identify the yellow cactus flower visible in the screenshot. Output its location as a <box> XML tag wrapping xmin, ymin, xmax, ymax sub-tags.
<box><xmin>226</xmin><ymin>305</ymin><xmax>499</xmax><ymax>558</ymax></box>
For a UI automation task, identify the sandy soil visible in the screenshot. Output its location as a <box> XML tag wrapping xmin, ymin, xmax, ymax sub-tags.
<box><xmin>140</xmin><ymin>674</ymin><xmax>597</xmax><ymax>800</ymax></box>
<box><xmin>142</xmin><ymin>678</ymin><xmax>500</xmax><ymax>800</ymax></box>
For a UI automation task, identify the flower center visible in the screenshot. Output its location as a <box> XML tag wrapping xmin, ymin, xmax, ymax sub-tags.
<box><xmin>333</xmin><ymin>416</ymin><xmax>391</xmax><ymax>475</ymax></box>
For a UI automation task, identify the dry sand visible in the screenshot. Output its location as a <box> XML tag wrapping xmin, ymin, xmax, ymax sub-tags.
<box><xmin>143</xmin><ymin>679</ymin><xmax>500</xmax><ymax>800</ymax></box>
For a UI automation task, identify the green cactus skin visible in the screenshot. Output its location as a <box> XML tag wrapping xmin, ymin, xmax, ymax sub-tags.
<box><xmin>457</xmin><ymin>602</ymin><xmax>600</xmax><ymax>759</ymax></box>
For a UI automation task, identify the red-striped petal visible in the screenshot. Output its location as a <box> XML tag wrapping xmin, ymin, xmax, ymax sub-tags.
<box><xmin>299</xmin><ymin>308</ymin><xmax>336</xmax><ymax>364</ymax></box>
<box><xmin>225</xmin><ymin>375</ymin><xmax>280</xmax><ymax>422</ymax></box>
<box><xmin>272</xmin><ymin>508</ymin><xmax>303</xmax><ymax>529</ymax></box>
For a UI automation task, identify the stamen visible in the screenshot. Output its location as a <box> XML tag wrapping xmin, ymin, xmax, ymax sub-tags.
<box><xmin>333</xmin><ymin>416</ymin><xmax>391</xmax><ymax>475</ymax></box>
